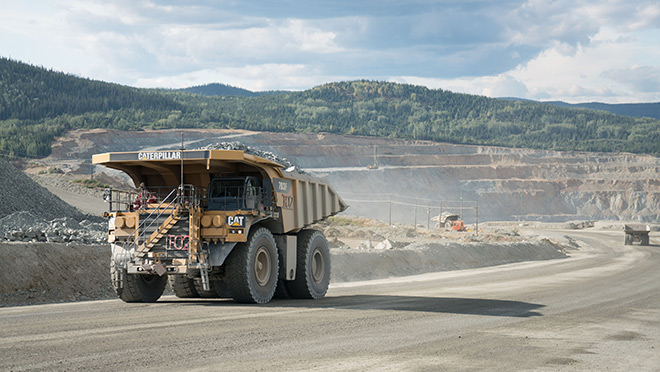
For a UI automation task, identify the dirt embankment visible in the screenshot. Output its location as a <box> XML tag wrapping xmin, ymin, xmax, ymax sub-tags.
<box><xmin>332</xmin><ymin>240</ymin><xmax>566</xmax><ymax>282</ymax></box>
<box><xmin>0</xmin><ymin>243</ymin><xmax>113</xmax><ymax>306</ymax></box>
<box><xmin>0</xmin><ymin>217</ymin><xmax>572</xmax><ymax>307</ymax></box>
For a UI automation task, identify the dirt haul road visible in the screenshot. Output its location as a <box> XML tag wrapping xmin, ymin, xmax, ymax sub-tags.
<box><xmin>1</xmin><ymin>229</ymin><xmax>659</xmax><ymax>371</ymax></box>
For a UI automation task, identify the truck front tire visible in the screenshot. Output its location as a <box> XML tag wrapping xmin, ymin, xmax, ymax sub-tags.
<box><xmin>111</xmin><ymin>259</ymin><xmax>167</xmax><ymax>303</ymax></box>
<box><xmin>288</xmin><ymin>229</ymin><xmax>331</xmax><ymax>300</ymax></box>
<box><xmin>226</xmin><ymin>227</ymin><xmax>279</xmax><ymax>304</ymax></box>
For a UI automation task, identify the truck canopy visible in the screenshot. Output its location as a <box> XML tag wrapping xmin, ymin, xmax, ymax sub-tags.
<box><xmin>92</xmin><ymin>149</ymin><xmax>284</xmax><ymax>189</ymax></box>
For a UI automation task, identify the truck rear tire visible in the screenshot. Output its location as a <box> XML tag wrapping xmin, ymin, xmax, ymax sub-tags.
<box><xmin>273</xmin><ymin>278</ymin><xmax>292</xmax><ymax>299</ymax></box>
<box><xmin>226</xmin><ymin>227</ymin><xmax>279</xmax><ymax>304</ymax></box>
<box><xmin>624</xmin><ymin>234</ymin><xmax>632</xmax><ymax>245</ymax></box>
<box><xmin>169</xmin><ymin>275</ymin><xmax>200</xmax><ymax>298</ymax></box>
<box><xmin>193</xmin><ymin>278</ymin><xmax>231</xmax><ymax>298</ymax></box>
<box><xmin>111</xmin><ymin>259</ymin><xmax>167</xmax><ymax>303</ymax></box>
<box><xmin>287</xmin><ymin>229</ymin><xmax>331</xmax><ymax>300</ymax></box>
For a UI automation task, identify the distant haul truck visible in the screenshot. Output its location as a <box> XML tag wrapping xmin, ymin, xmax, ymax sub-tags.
<box><xmin>624</xmin><ymin>224</ymin><xmax>651</xmax><ymax>246</ymax></box>
<box><xmin>432</xmin><ymin>212</ymin><xmax>461</xmax><ymax>230</ymax></box>
<box><xmin>92</xmin><ymin>149</ymin><xmax>346</xmax><ymax>304</ymax></box>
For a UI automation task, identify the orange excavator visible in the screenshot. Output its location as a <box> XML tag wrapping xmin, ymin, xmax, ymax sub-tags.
<box><xmin>451</xmin><ymin>220</ymin><xmax>466</xmax><ymax>232</ymax></box>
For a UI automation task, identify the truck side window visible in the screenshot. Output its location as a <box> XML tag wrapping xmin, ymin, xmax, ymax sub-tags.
<box><xmin>212</xmin><ymin>181</ymin><xmax>222</xmax><ymax>198</ymax></box>
<box><xmin>246</xmin><ymin>179</ymin><xmax>256</xmax><ymax>197</ymax></box>
<box><xmin>211</xmin><ymin>179</ymin><xmax>243</xmax><ymax>198</ymax></box>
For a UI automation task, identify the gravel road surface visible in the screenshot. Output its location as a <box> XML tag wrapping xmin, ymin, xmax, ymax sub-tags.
<box><xmin>1</xmin><ymin>229</ymin><xmax>659</xmax><ymax>371</ymax></box>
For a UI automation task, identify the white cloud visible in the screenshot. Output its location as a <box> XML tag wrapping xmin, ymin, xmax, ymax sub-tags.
<box><xmin>391</xmin><ymin>73</ymin><xmax>527</xmax><ymax>99</ymax></box>
<box><xmin>602</xmin><ymin>66</ymin><xmax>660</xmax><ymax>93</ymax></box>
<box><xmin>481</xmin><ymin>75</ymin><xmax>529</xmax><ymax>98</ymax></box>
<box><xmin>624</xmin><ymin>3</ymin><xmax>660</xmax><ymax>31</ymax></box>
<box><xmin>135</xmin><ymin>63</ymin><xmax>349</xmax><ymax>91</ymax></box>
<box><xmin>403</xmin><ymin>25</ymin><xmax>660</xmax><ymax>104</ymax></box>
<box><xmin>505</xmin><ymin>0</ymin><xmax>598</xmax><ymax>47</ymax></box>
<box><xmin>282</xmin><ymin>19</ymin><xmax>343</xmax><ymax>53</ymax></box>
<box><xmin>508</xmin><ymin>27</ymin><xmax>660</xmax><ymax>102</ymax></box>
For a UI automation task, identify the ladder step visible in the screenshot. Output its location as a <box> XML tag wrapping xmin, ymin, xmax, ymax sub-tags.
<box><xmin>136</xmin><ymin>210</ymin><xmax>186</xmax><ymax>257</ymax></box>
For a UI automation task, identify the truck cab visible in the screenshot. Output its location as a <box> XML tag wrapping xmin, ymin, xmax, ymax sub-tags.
<box><xmin>208</xmin><ymin>176</ymin><xmax>272</xmax><ymax>212</ymax></box>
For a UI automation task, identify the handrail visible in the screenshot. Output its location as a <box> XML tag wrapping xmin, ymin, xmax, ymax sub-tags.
<box><xmin>120</xmin><ymin>185</ymin><xmax>200</xmax><ymax>252</ymax></box>
<box><xmin>134</xmin><ymin>188</ymin><xmax>179</xmax><ymax>246</ymax></box>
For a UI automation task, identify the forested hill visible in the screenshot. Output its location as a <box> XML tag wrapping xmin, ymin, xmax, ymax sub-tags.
<box><xmin>209</xmin><ymin>82</ymin><xmax>660</xmax><ymax>154</ymax></box>
<box><xmin>0</xmin><ymin>57</ymin><xmax>178</xmax><ymax>121</ymax></box>
<box><xmin>2</xmin><ymin>57</ymin><xmax>660</xmax><ymax>159</ymax></box>
<box><xmin>177</xmin><ymin>83</ymin><xmax>258</xmax><ymax>97</ymax></box>
<box><xmin>177</xmin><ymin>83</ymin><xmax>288</xmax><ymax>97</ymax></box>
<box><xmin>545</xmin><ymin>101</ymin><xmax>660</xmax><ymax>120</ymax></box>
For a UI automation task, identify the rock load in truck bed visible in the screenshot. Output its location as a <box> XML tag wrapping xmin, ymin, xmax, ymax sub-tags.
<box><xmin>197</xmin><ymin>141</ymin><xmax>303</xmax><ymax>172</ymax></box>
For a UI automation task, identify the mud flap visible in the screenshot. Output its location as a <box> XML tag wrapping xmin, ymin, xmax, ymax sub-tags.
<box><xmin>273</xmin><ymin>234</ymin><xmax>297</xmax><ymax>280</ymax></box>
<box><xmin>111</xmin><ymin>243</ymin><xmax>133</xmax><ymax>288</ymax></box>
<box><xmin>208</xmin><ymin>242</ymin><xmax>237</xmax><ymax>267</ymax></box>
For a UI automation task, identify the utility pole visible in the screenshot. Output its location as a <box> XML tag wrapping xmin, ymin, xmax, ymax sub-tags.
<box><xmin>427</xmin><ymin>203</ymin><xmax>431</xmax><ymax>229</ymax></box>
<box><xmin>388</xmin><ymin>195</ymin><xmax>392</xmax><ymax>226</ymax></box>
<box><xmin>460</xmin><ymin>191</ymin><xmax>463</xmax><ymax>220</ymax></box>
<box><xmin>475</xmin><ymin>201</ymin><xmax>479</xmax><ymax>235</ymax></box>
<box><xmin>179</xmin><ymin>133</ymin><xmax>185</xmax><ymax>203</ymax></box>
<box><xmin>414</xmin><ymin>205</ymin><xmax>417</xmax><ymax>230</ymax></box>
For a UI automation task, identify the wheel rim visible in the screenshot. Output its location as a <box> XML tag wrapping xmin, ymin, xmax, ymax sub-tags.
<box><xmin>311</xmin><ymin>248</ymin><xmax>325</xmax><ymax>284</ymax></box>
<box><xmin>254</xmin><ymin>246</ymin><xmax>271</xmax><ymax>287</ymax></box>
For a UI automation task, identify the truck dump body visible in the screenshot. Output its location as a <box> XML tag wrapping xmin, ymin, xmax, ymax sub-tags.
<box><xmin>93</xmin><ymin>149</ymin><xmax>346</xmax><ymax>304</ymax></box>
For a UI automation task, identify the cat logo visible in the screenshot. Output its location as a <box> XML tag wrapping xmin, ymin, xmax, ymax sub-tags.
<box><xmin>227</xmin><ymin>215</ymin><xmax>245</xmax><ymax>228</ymax></box>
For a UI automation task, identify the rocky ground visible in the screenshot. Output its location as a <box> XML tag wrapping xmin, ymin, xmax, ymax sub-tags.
<box><xmin>0</xmin><ymin>211</ymin><xmax>105</xmax><ymax>245</ymax></box>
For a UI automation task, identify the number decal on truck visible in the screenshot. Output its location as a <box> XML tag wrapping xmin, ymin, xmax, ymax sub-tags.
<box><xmin>273</xmin><ymin>178</ymin><xmax>291</xmax><ymax>193</ymax></box>
<box><xmin>273</xmin><ymin>178</ymin><xmax>294</xmax><ymax>210</ymax></box>
<box><xmin>167</xmin><ymin>234</ymin><xmax>189</xmax><ymax>250</ymax></box>
<box><xmin>282</xmin><ymin>195</ymin><xmax>294</xmax><ymax>210</ymax></box>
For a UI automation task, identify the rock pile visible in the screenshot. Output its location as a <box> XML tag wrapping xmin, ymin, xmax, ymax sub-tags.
<box><xmin>353</xmin><ymin>238</ymin><xmax>406</xmax><ymax>251</ymax></box>
<box><xmin>0</xmin><ymin>211</ymin><xmax>106</xmax><ymax>245</ymax></box>
<box><xmin>0</xmin><ymin>159</ymin><xmax>84</xmax><ymax>220</ymax></box>
<box><xmin>0</xmin><ymin>159</ymin><xmax>102</xmax><ymax>245</ymax></box>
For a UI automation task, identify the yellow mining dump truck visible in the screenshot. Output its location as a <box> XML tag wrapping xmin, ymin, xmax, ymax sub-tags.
<box><xmin>624</xmin><ymin>224</ymin><xmax>651</xmax><ymax>246</ymax></box>
<box><xmin>92</xmin><ymin>149</ymin><xmax>346</xmax><ymax>304</ymax></box>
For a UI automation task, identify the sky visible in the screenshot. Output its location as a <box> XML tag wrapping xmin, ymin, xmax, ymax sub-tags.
<box><xmin>1</xmin><ymin>0</ymin><xmax>659</xmax><ymax>103</ymax></box>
